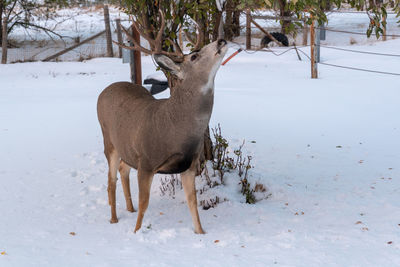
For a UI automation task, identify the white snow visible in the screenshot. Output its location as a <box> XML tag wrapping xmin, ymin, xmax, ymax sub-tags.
<box><xmin>1</xmin><ymin>35</ymin><xmax>400</xmax><ymax>266</ymax></box>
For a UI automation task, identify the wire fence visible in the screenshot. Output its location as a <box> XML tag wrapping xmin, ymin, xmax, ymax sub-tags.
<box><xmin>319</xmin><ymin>27</ymin><xmax>400</xmax><ymax>38</ymax></box>
<box><xmin>230</xmin><ymin>39</ymin><xmax>400</xmax><ymax>77</ymax></box>
<box><xmin>296</xmin><ymin>48</ymin><xmax>400</xmax><ymax>76</ymax></box>
<box><xmin>2</xmin><ymin>8</ymin><xmax>399</xmax><ymax>79</ymax></box>
<box><xmin>240</xmin><ymin>11</ymin><xmax>400</xmax><ymax>77</ymax></box>
<box><xmin>317</xmin><ymin>44</ymin><xmax>400</xmax><ymax>57</ymax></box>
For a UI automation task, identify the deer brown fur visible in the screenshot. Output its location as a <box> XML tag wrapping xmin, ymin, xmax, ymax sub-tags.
<box><xmin>97</xmin><ymin>38</ymin><xmax>228</xmax><ymax>234</ymax></box>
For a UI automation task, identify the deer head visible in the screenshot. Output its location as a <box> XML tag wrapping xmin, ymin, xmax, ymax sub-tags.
<box><xmin>153</xmin><ymin>39</ymin><xmax>227</xmax><ymax>87</ymax></box>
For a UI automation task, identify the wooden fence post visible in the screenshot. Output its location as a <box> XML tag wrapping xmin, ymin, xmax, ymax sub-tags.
<box><xmin>1</xmin><ymin>17</ymin><xmax>8</xmax><ymax>64</ymax></box>
<box><xmin>116</xmin><ymin>19</ymin><xmax>123</xmax><ymax>58</ymax></box>
<box><xmin>246</xmin><ymin>9</ymin><xmax>251</xmax><ymax>50</ymax></box>
<box><xmin>103</xmin><ymin>5</ymin><xmax>114</xmax><ymax>57</ymax></box>
<box><xmin>302</xmin><ymin>22</ymin><xmax>308</xmax><ymax>46</ymax></box>
<box><xmin>310</xmin><ymin>19</ymin><xmax>318</xmax><ymax>78</ymax></box>
<box><xmin>130</xmin><ymin>25</ymin><xmax>142</xmax><ymax>85</ymax></box>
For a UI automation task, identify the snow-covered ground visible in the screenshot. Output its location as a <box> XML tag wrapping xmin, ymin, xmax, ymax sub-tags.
<box><xmin>1</xmin><ymin>36</ymin><xmax>400</xmax><ymax>266</ymax></box>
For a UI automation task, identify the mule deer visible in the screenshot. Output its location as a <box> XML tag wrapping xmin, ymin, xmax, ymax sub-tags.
<box><xmin>97</xmin><ymin>12</ymin><xmax>228</xmax><ymax>234</ymax></box>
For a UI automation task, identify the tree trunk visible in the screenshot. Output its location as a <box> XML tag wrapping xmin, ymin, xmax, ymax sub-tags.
<box><xmin>278</xmin><ymin>0</ymin><xmax>291</xmax><ymax>33</ymax></box>
<box><xmin>224</xmin><ymin>0</ymin><xmax>234</xmax><ymax>40</ymax></box>
<box><xmin>232</xmin><ymin>8</ymin><xmax>241</xmax><ymax>37</ymax></box>
<box><xmin>0</xmin><ymin>4</ymin><xmax>3</xmax><ymax>46</ymax></box>
<box><xmin>212</xmin><ymin>10</ymin><xmax>223</xmax><ymax>41</ymax></box>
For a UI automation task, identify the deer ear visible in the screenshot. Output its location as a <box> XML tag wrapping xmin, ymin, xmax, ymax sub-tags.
<box><xmin>154</xmin><ymin>54</ymin><xmax>182</xmax><ymax>78</ymax></box>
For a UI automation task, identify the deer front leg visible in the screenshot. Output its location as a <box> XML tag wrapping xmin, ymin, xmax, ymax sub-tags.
<box><xmin>106</xmin><ymin>150</ymin><xmax>120</xmax><ymax>224</ymax></box>
<box><xmin>134</xmin><ymin>169</ymin><xmax>154</xmax><ymax>233</ymax></box>
<box><xmin>119</xmin><ymin>160</ymin><xmax>135</xmax><ymax>212</ymax></box>
<box><xmin>181</xmin><ymin>165</ymin><xmax>205</xmax><ymax>234</ymax></box>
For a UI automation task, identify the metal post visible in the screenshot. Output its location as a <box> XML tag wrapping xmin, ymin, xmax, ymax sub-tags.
<box><xmin>1</xmin><ymin>17</ymin><xmax>8</xmax><ymax>64</ymax></box>
<box><xmin>218</xmin><ymin>13</ymin><xmax>224</xmax><ymax>40</ymax></box>
<box><xmin>246</xmin><ymin>9</ymin><xmax>251</xmax><ymax>50</ymax></box>
<box><xmin>310</xmin><ymin>19</ymin><xmax>318</xmax><ymax>78</ymax></box>
<box><xmin>116</xmin><ymin>19</ymin><xmax>123</xmax><ymax>58</ymax></box>
<box><xmin>103</xmin><ymin>5</ymin><xmax>114</xmax><ymax>57</ymax></box>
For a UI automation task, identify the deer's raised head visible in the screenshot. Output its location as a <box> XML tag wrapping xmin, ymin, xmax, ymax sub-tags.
<box><xmin>153</xmin><ymin>39</ymin><xmax>228</xmax><ymax>86</ymax></box>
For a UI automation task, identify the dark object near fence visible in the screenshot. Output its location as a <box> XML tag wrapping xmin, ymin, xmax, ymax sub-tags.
<box><xmin>260</xmin><ymin>32</ymin><xmax>289</xmax><ymax>47</ymax></box>
<box><xmin>144</xmin><ymin>77</ymin><xmax>169</xmax><ymax>95</ymax></box>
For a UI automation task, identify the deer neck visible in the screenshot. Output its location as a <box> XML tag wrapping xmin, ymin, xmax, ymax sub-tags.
<box><xmin>167</xmin><ymin>76</ymin><xmax>215</xmax><ymax>132</ymax></box>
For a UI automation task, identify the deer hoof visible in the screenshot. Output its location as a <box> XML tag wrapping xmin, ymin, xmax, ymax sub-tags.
<box><xmin>195</xmin><ymin>228</ymin><xmax>205</xmax><ymax>234</ymax></box>
<box><xmin>134</xmin><ymin>225</ymin><xmax>141</xmax><ymax>233</ymax></box>
<box><xmin>127</xmin><ymin>206</ymin><xmax>135</xmax><ymax>213</ymax></box>
<box><xmin>110</xmin><ymin>218</ymin><xmax>119</xmax><ymax>224</ymax></box>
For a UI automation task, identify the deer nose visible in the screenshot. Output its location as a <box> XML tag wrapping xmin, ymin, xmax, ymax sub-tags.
<box><xmin>217</xmin><ymin>39</ymin><xmax>227</xmax><ymax>47</ymax></box>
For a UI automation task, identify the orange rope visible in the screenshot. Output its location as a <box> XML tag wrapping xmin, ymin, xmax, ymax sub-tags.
<box><xmin>222</xmin><ymin>48</ymin><xmax>242</xmax><ymax>66</ymax></box>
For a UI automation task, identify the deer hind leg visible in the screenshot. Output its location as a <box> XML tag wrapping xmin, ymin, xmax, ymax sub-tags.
<box><xmin>181</xmin><ymin>162</ymin><xmax>205</xmax><ymax>234</ymax></box>
<box><xmin>119</xmin><ymin>160</ymin><xmax>135</xmax><ymax>212</ymax></box>
<box><xmin>134</xmin><ymin>168</ymin><xmax>154</xmax><ymax>233</ymax></box>
<box><xmin>105</xmin><ymin>147</ymin><xmax>120</xmax><ymax>224</ymax></box>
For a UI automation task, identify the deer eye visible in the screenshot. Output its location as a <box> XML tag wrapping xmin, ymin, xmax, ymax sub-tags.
<box><xmin>190</xmin><ymin>54</ymin><xmax>198</xmax><ymax>61</ymax></box>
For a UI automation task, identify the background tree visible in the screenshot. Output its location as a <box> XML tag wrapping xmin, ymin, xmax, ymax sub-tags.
<box><xmin>0</xmin><ymin>0</ymin><xmax>68</xmax><ymax>46</ymax></box>
<box><xmin>224</xmin><ymin>0</ymin><xmax>241</xmax><ymax>40</ymax></box>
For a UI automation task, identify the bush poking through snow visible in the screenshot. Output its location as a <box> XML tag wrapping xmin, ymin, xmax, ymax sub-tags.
<box><xmin>159</xmin><ymin>174</ymin><xmax>182</xmax><ymax>198</ymax></box>
<box><xmin>159</xmin><ymin>124</ymin><xmax>269</xmax><ymax>207</ymax></box>
<box><xmin>199</xmin><ymin>196</ymin><xmax>221</xmax><ymax>210</ymax></box>
<box><xmin>212</xmin><ymin>125</ymin><xmax>267</xmax><ymax>204</ymax></box>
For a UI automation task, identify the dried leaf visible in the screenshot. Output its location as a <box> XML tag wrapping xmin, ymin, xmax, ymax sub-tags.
<box><xmin>355</xmin><ymin>221</ymin><xmax>363</xmax><ymax>225</ymax></box>
<box><xmin>69</xmin><ymin>232</ymin><xmax>76</xmax><ymax>236</ymax></box>
<box><xmin>387</xmin><ymin>241</ymin><xmax>393</xmax><ymax>245</ymax></box>
<box><xmin>214</xmin><ymin>240</ymin><xmax>220</xmax><ymax>243</ymax></box>
<box><xmin>1</xmin><ymin>251</ymin><xmax>6</xmax><ymax>255</ymax></box>
<box><xmin>254</xmin><ymin>183</ymin><xmax>266</xmax><ymax>192</ymax></box>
